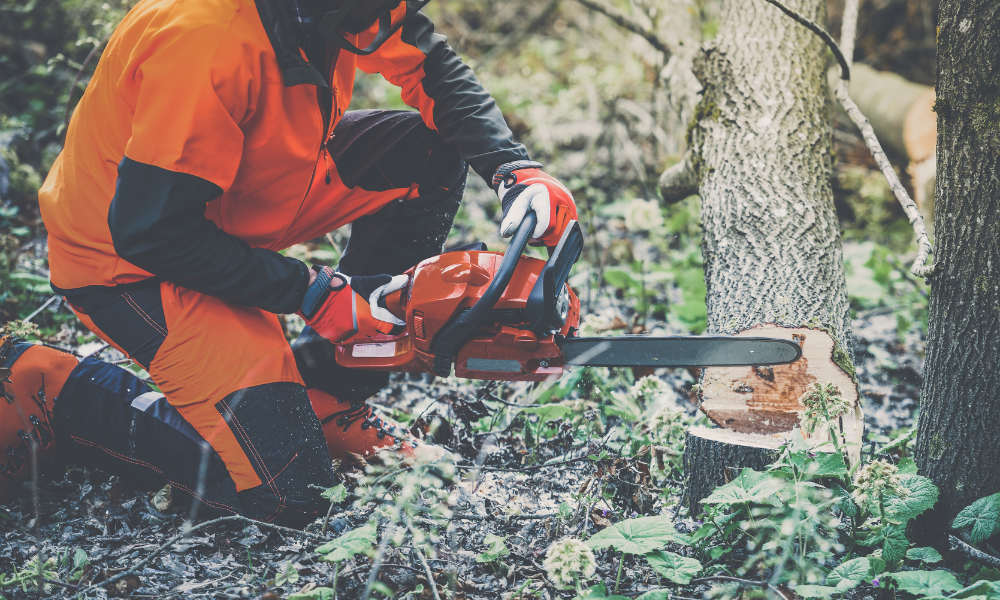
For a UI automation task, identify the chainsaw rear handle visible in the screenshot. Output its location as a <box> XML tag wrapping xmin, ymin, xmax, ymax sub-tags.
<box><xmin>430</xmin><ymin>210</ymin><xmax>538</xmax><ymax>376</ymax></box>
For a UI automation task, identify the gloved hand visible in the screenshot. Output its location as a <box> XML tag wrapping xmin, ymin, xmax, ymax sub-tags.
<box><xmin>299</xmin><ymin>266</ymin><xmax>408</xmax><ymax>344</ymax></box>
<box><xmin>492</xmin><ymin>160</ymin><xmax>578</xmax><ymax>246</ymax></box>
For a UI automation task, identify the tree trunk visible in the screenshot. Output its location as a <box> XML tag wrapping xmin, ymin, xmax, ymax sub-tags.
<box><xmin>913</xmin><ymin>1</ymin><xmax>1000</xmax><ymax>544</ymax></box>
<box><xmin>681</xmin><ymin>0</ymin><xmax>861</xmax><ymax>505</ymax></box>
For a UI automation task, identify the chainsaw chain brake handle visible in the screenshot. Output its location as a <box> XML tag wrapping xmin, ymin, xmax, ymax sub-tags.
<box><xmin>429</xmin><ymin>211</ymin><xmax>584</xmax><ymax>377</ymax></box>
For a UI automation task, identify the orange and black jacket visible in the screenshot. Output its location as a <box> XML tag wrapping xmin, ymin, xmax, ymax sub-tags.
<box><xmin>39</xmin><ymin>0</ymin><xmax>528</xmax><ymax>314</ymax></box>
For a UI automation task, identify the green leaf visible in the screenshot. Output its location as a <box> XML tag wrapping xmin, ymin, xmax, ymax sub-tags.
<box><xmin>952</xmin><ymin>580</ymin><xmax>1000</xmax><ymax>599</ymax></box>
<box><xmin>892</xmin><ymin>570</ymin><xmax>961</xmax><ymax>597</ymax></box>
<box><xmin>634</xmin><ymin>591</ymin><xmax>671</xmax><ymax>600</ymax></box>
<box><xmin>275</xmin><ymin>561</ymin><xmax>300</xmax><ymax>586</ymax></box>
<box><xmin>869</xmin><ymin>556</ymin><xmax>887</xmax><ymax>575</ymax></box>
<box><xmin>476</xmin><ymin>534</ymin><xmax>510</xmax><ymax>563</ymax></box>
<box><xmin>897</xmin><ymin>456</ymin><xmax>918</xmax><ymax>474</ymax></box>
<box><xmin>700</xmin><ymin>468</ymin><xmax>786</xmax><ymax>506</ymax></box>
<box><xmin>973</xmin><ymin>567</ymin><xmax>1000</xmax><ymax>584</ymax></box>
<box><xmin>832</xmin><ymin>484</ymin><xmax>859</xmax><ymax>517</ymax></box>
<box><xmin>826</xmin><ymin>557</ymin><xmax>871</xmax><ymax>592</ymax></box>
<box><xmin>288</xmin><ymin>588</ymin><xmax>334</xmax><ymax>600</ymax></box>
<box><xmin>645</xmin><ymin>550</ymin><xmax>702</xmax><ymax>585</ymax></box>
<box><xmin>805</xmin><ymin>452</ymin><xmax>849</xmax><ymax>478</ymax></box>
<box><xmin>954</xmin><ymin>493</ymin><xmax>1000</xmax><ymax>544</ymax></box>
<box><xmin>72</xmin><ymin>548</ymin><xmax>89</xmax><ymax>569</ymax></box>
<box><xmin>860</xmin><ymin>524</ymin><xmax>910</xmax><ymax>562</ymax></box>
<box><xmin>320</xmin><ymin>484</ymin><xmax>347</xmax><ymax>502</ymax></box>
<box><xmin>793</xmin><ymin>585</ymin><xmax>839</xmax><ymax>598</ymax></box>
<box><xmin>906</xmin><ymin>546</ymin><xmax>943</xmax><ymax>564</ymax></box>
<box><xmin>603</xmin><ymin>269</ymin><xmax>638</xmax><ymax>291</ymax></box>
<box><xmin>885</xmin><ymin>474</ymin><xmax>939</xmax><ymax>522</ymax></box>
<box><xmin>315</xmin><ymin>525</ymin><xmax>377</xmax><ymax>563</ymax></box>
<box><xmin>586</xmin><ymin>516</ymin><xmax>684</xmax><ymax>555</ymax></box>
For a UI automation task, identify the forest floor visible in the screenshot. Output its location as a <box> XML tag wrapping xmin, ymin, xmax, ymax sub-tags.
<box><xmin>0</xmin><ymin>230</ymin><xmax>923</xmax><ymax>599</ymax></box>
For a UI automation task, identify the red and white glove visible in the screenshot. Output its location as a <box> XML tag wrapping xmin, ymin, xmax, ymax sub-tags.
<box><xmin>299</xmin><ymin>266</ymin><xmax>408</xmax><ymax>344</ymax></box>
<box><xmin>492</xmin><ymin>161</ymin><xmax>578</xmax><ymax>246</ymax></box>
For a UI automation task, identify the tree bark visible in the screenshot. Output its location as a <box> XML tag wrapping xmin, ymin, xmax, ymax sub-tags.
<box><xmin>684</xmin><ymin>426</ymin><xmax>780</xmax><ymax>514</ymax></box>
<box><xmin>913</xmin><ymin>1</ymin><xmax>1000</xmax><ymax>544</ymax></box>
<box><xmin>681</xmin><ymin>0</ymin><xmax>861</xmax><ymax>492</ymax></box>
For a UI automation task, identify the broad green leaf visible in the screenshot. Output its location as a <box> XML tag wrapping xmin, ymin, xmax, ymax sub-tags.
<box><xmin>892</xmin><ymin>570</ymin><xmax>961</xmax><ymax>597</ymax></box>
<box><xmin>72</xmin><ymin>548</ymin><xmax>89</xmax><ymax>569</ymax></box>
<box><xmin>320</xmin><ymin>484</ymin><xmax>347</xmax><ymax>502</ymax></box>
<box><xmin>897</xmin><ymin>456</ymin><xmax>918</xmax><ymax>474</ymax></box>
<box><xmin>885</xmin><ymin>474</ymin><xmax>939</xmax><ymax>522</ymax></box>
<box><xmin>288</xmin><ymin>588</ymin><xmax>334</xmax><ymax>600</ymax></box>
<box><xmin>869</xmin><ymin>556</ymin><xmax>887</xmax><ymax>575</ymax></box>
<box><xmin>805</xmin><ymin>452</ymin><xmax>849</xmax><ymax>478</ymax></box>
<box><xmin>645</xmin><ymin>550</ymin><xmax>702</xmax><ymax>585</ymax></box>
<box><xmin>476</xmin><ymin>534</ymin><xmax>510</xmax><ymax>563</ymax></box>
<box><xmin>315</xmin><ymin>525</ymin><xmax>376</xmax><ymax>563</ymax></box>
<box><xmin>700</xmin><ymin>469</ymin><xmax>786</xmax><ymax>506</ymax></box>
<box><xmin>833</xmin><ymin>484</ymin><xmax>859</xmax><ymax>517</ymax></box>
<box><xmin>603</xmin><ymin>269</ymin><xmax>638</xmax><ymax>291</ymax></box>
<box><xmin>586</xmin><ymin>516</ymin><xmax>683</xmax><ymax>555</ymax></box>
<box><xmin>973</xmin><ymin>567</ymin><xmax>1000</xmax><ymax>583</ymax></box>
<box><xmin>275</xmin><ymin>561</ymin><xmax>300</xmax><ymax>586</ymax></box>
<box><xmin>952</xmin><ymin>580</ymin><xmax>1000</xmax><ymax>599</ymax></box>
<box><xmin>954</xmin><ymin>493</ymin><xmax>1000</xmax><ymax>544</ymax></box>
<box><xmin>826</xmin><ymin>557</ymin><xmax>871</xmax><ymax>592</ymax></box>
<box><xmin>793</xmin><ymin>585</ymin><xmax>838</xmax><ymax>598</ymax></box>
<box><xmin>635</xmin><ymin>591</ymin><xmax>671</xmax><ymax>600</ymax></box>
<box><xmin>859</xmin><ymin>524</ymin><xmax>910</xmax><ymax>562</ymax></box>
<box><xmin>906</xmin><ymin>546</ymin><xmax>943</xmax><ymax>564</ymax></box>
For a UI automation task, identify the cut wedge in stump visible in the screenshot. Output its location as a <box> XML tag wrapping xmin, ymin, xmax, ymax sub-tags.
<box><xmin>686</xmin><ymin>327</ymin><xmax>862</xmax><ymax>512</ymax></box>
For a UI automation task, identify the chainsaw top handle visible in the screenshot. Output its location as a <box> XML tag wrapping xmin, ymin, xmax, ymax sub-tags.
<box><xmin>430</xmin><ymin>210</ymin><xmax>538</xmax><ymax>376</ymax></box>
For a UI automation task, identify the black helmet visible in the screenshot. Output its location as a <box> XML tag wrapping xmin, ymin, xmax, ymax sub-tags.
<box><xmin>318</xmin><ymin>0</ymin><xmax>432</xmax><ymax>55</ymax></box>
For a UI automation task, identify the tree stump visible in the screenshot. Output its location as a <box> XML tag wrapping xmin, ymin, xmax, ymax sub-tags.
<box><xmin>684</xmin><ymin>426</ymin><xmax>783</xmax><ymax>514</ymax></box>
<box><xmin>685</xmin><ymin>327</ymin><xmax>862</xmax><ymax>511</ymax></box>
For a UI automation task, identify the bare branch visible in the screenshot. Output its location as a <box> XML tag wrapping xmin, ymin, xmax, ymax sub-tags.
<box><xmin>950</xmin><ymin>535</ymin><xmax>1000</xmax><ymax>570</ymax></box>
<box><xmin>759</xmin><ymin>0</ymin><xmax>937</xmax><ymax>278</ymax></box>
<box><xmin>572</xmin><ymin>0</ymin><xmax>673</xmax><ymax>59</ymax></box>
<box><xmin>659</xmin><ymin>150</ymin><xmax>699</xmax><ymax>204</ymax></box>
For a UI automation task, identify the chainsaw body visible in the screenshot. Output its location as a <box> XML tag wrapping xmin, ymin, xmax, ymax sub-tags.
<box><xmin>334</xmin><ymin>226</ymin><xmax>583</xmax><ymax>381</ymax></box>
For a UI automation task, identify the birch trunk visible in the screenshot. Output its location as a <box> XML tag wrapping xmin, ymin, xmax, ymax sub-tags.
<box><xmin>913</xmin><ymin>1</ymin><xmax>1000</xmax><ymax>542</ymax></box>
<box><xmin>682</xmin><ymin>0</ymin><xmax>861</xmax><ymax>504</ymax></box>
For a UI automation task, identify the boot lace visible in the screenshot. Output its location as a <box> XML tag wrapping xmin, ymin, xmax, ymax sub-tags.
<box><xmin>321</xmin><ymin>402</ymin><xmax>414</xmax><ymax>445</ymax></box>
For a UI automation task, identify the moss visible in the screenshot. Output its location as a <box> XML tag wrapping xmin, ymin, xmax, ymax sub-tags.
<box><xmin>800</xmin><ymin>319</ymin><xmax>858</xmax><ymax>384</ymax></box>
<box><xmin>928</xmin><ymin>431</ymin><xmax>949</xmax><ymax>461</ymax></box>
<box><xmin>685</xmin><ymin>97</ymin><xmax>722</xmax><ymax>148</ymax></box>
<box><xmin>931</xmin><ymin>97</ymin><xmax>949</xmax><ymax>115</ymax></box>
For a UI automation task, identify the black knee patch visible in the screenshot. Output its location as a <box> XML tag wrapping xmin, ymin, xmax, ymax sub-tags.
<box><xmin>216</xmin><ymin>382</ymin><xmax>336</xmax><ymax>526</ymax></box>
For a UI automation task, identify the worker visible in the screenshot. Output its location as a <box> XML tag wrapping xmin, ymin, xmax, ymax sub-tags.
<box><xmin>0</xmin><ymin>0</ymin><xmax>577</xmax><ymax>527</ymax></box>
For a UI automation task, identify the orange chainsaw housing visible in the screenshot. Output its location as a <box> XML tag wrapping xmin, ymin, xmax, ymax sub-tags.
<box><xmin>334</xmin><ymin>250</ymin><xmax>580</xmax><ymax>381</ymax></box>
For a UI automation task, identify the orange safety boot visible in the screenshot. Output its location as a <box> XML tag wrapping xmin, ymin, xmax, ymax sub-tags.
<box><xmin>307</xmin><ymin>388</ymin><xmax>446</xmax><ymax>463</ymax></box>
<box><xmin>0</xmin><ymin>336</ymin><xmax>79</xmax><ymax>503</ymax></box>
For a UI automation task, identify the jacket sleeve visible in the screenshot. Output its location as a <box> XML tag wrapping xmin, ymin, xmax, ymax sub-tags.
<box><xmin>355</xmin><ymin>11</ymin><xmax>530</xmax><ymax>183</ymax></box>
<box><xmin>107</xmin><ymin>16</ymin><xmax>309</xmax><ymax>314</ymax></box>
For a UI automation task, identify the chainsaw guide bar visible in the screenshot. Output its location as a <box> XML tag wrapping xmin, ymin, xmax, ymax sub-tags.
<box><xmin>557</xmin><ymin>336</ymin><xmax>802</xmax><ymax>368</ymax></box>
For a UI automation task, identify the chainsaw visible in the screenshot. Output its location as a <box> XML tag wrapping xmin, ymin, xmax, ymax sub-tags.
<box><xmin>292</xmin><ymin>211</ymin><xmax>801</xmax><ymax>381</ymax></box>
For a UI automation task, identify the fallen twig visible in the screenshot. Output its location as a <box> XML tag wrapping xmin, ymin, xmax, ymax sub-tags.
<box><xmin>405</xmin><ymin>515</ymin><xmax>443</xmax><ymax>600</ymax></box>
<box><xmin>950</xmin><ymin>535</ymin><xmax>1000</xmax><ymax>570</ymax></box>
